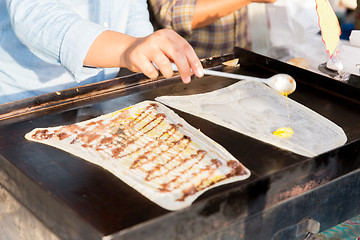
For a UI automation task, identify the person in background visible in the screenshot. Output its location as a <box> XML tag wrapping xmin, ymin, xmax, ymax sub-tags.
<box><xmin>0</xmin><ymin>0</ymin><xmax>204</xmax><ymax>104</ymax></box>
<box><xmin>148</xmin><ymin>0</ymin><xmax>277</xmax><ymax>59</ymax></box>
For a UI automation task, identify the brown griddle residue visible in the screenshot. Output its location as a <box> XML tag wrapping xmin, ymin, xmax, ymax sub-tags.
<box><xmin>31</xmin><ymin>103</ymin><xmax>246</xmax><ymax>201</ymax></box>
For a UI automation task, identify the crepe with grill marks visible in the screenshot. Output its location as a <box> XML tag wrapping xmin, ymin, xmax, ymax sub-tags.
<box><xmin>25</xmin><ymin>101</ymin><xmax>250</xmax><ymax>211</ymax></box>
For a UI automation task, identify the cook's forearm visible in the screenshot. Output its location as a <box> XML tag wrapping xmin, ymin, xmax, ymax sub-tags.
<box><xmin>84</xmin><ymin>30</ymin><xmax>136</xmax><ymax>68</ymax></box>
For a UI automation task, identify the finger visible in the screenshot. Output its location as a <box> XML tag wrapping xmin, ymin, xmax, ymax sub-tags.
<box><xmin>151</xmin><ymin>55</ymin><xmax>173</xmax><ymax>79</ymax></box>
<box><xmin>120</xmin><ymin>37</ymin><xmax>160</xmax><ymax>79</ymax></box>
<box><xmin>183</xmin><ymin>45</ymin><xmax>204</xmax><ymax>79</ymax></box>
<box><xmin>133</xmin><ymin>54</ymin><xmax>159</xmax><ymax>79</ymax></box>
<box><xmin>141</xmin><ymin>60</ymin><xmax>159</xmax><ymax>79</ymax></box>
<box><xmin>169</xmin><ymin>52</ymin><xmax>193</xmax><ymax>83</ymax></box>
<box><xmin>164</xmin><ymin>30</ymin><xmax>204</xmax><ymax>78</ymax></box>
<box><xmin>156</xmin><ymin>31</ymin><xmax>197</xmax><ymax>83</ymax></box>
<box><xmin>164</xmin><ymin>30</ymin><xmax>204</xmax><ymax>81</ymax></box>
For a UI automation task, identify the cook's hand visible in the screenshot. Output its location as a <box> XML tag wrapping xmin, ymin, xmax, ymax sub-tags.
<box><xmin>121</xmin><ymin>29</ymin><xmax>204</xmax><ymax>84</ymax></box>
<box><xmin>84</xmin><ymin>29</ymin><xmax>204</xmax><ymax>84</ymax></box>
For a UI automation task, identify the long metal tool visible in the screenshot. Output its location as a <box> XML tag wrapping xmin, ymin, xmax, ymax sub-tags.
<box><xmin>167</xmin><ymin>63</ymin><xmax>297</xmax><ymax>95</ymax></box>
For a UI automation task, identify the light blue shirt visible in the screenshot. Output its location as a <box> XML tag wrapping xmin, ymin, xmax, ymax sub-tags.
<box><xmin>0</xmin><ymin>0</ymin><xmax>153</xmax><ymax>104</ymax></box>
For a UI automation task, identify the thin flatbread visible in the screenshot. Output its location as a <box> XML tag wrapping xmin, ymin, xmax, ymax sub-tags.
<box><xmin>156</xmin><ymin>80</ymin><xmax>347</xmax><ymax>157</ymax></box>
<box><xmin>25</xmin><ymin>101</ymin><xmax>250</xmax><ymax>211</ymax></box>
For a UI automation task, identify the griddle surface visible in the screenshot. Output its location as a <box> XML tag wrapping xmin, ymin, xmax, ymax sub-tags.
<box><xmin>1</xmin><ymin>50</ymin><xmax>360</xmax><ymax>238</ymax></box>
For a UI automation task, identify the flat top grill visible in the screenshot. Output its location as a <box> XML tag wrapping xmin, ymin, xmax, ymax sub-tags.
<box><xmin>0</xmin><ymin>48</ymin><xmax>360</xmax><ymax>240</ymax></box>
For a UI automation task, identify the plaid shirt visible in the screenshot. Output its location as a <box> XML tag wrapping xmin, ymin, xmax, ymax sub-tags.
<box><xmin>148</xmin><ymin>0</ymin><xmax>248</xmax><ymax>58</ymax></box>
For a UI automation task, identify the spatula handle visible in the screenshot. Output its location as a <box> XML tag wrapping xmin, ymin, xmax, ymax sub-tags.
<box><xmin>170</xmin><ymin>63</ymin><xmax>261</xmax><ymax>81</ymax></box>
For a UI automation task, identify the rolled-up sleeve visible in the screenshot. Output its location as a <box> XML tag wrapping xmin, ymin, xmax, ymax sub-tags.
<box><xmin>60</xmin><ymin>19</ymin><xmax>107</xmax><ymax>78</ymax></box>
<box><xmin>6</xmin><ymin>0</ymin><xmax>107</xmax><ymax>80</ymax></box>
<box><xmin>149</xmin><ymin>0</ymin><xmax>197</xmax><ymax>35</ymax></box>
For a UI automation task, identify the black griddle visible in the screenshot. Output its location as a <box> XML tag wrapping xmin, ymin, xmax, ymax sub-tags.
<box><xmin>1</xmin><ymin>48</ymin><xmax>360</xmax><ymax>240</ymax></box>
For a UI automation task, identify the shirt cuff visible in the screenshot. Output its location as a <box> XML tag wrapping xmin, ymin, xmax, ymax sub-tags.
<box><xmin>60</xmin><ymin>19</ymin><xmax>107</xmax><ymax>82</ymax></box>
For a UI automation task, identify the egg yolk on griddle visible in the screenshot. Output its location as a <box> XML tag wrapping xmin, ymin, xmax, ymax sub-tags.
<box><xmin>273</xmin><ymin>127</ymin><xmax>294</xmax><ymax>138</ymax></box>
<box><xmin>272</xmin><ymin>93</ymin><xmax>294</xmax><ymax>138</ymax></box>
